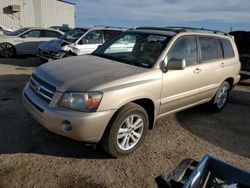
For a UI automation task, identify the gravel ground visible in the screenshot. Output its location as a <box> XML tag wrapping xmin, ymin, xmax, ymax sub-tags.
<box><xmin>0</xmin><ymin>56</ymin><xmax>249</xmax><ymax>188</ymax></box>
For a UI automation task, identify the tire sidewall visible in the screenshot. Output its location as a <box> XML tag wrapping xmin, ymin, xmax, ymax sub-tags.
<box><xmin>107</xmin><ymin>104</ymin><xmax>149</xmax><ymax>157</ymax></box>
<box><xmin>213</xmin><ymin>82</ymin><xmax>230</xmax><ymax>111</ymax></box>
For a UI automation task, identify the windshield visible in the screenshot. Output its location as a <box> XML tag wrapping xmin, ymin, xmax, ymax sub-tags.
<box><xmin>60</xmin><ymin>28</ymin><xmax>87</xmax><ymax>43</ymax></box>
<box><xmin>93</xmin><ymin>32</ymin><xmax>169</xmax><ymax>68</ymax></box>
<box><xmin>5</xmin><ymin>28</ymin><xmax>30</xmax><ymax>36</ymax></box>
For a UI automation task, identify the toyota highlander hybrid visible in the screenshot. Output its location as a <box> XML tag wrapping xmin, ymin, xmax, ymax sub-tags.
<box><xmin>23</xmin><ymin>27</ymin><xmax>241</xmax><ymax>157</ymax></box>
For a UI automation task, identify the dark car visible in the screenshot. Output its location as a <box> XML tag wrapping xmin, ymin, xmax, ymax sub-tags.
<box><xmin>230</xmin><ymin>31</ymin><xmax>250</xmax><ymax>76</ymax></box>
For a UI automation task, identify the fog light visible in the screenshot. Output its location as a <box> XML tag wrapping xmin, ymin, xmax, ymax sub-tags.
<box><xmin>62</xmin><ymin>121</ymin><xmax>72</xmax><ymax>132</ymax></box>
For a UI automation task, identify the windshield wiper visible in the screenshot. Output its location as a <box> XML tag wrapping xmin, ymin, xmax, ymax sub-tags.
<box><xmin>92</xmin><ymin>53</ymin><xmax>122</xmax><ymax>62</ymax></box>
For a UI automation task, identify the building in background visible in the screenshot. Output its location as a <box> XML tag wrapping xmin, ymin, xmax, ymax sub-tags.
<box><xmin>0</xmin><ymin>0</ymin><xmax>75</xmax><ymax>30</ymax></box>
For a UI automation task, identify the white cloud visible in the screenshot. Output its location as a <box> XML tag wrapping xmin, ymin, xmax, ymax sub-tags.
<box><xmin>75</xmin><ymin>0</ymin><xmax>250</xmax><ymax>23</ymax></box>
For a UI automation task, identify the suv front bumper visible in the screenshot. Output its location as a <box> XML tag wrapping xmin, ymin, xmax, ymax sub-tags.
<box><xmin>36</xmin><ymin>49</ymin><xmax>67</xmax><ymax>61</ymax></box>
<box><xmin>22</xmin><ymin>84</ymin><xmax>115</xmax><ymax>143</ymax></box>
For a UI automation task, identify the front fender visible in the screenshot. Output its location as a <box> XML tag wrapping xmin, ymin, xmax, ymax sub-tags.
<box><xmin>97</xmin><ymin>77</ymin><xmax>162</xmax><ymax>115</ymax></box>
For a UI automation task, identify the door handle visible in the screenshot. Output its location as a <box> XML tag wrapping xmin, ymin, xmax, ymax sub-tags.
<box><xmin>193</xmin><ymin>68</ymin><xmax>202</xmax><ymax>74</ymax></box>
<box><xmin>220</xmin><ymin>63</ymin><xmax>225</xmax><ymax>68</ymax></box>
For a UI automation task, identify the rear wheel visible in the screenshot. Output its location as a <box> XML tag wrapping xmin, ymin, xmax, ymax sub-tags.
<box><xmin>209</xmin><ymin>81</ymin><xmax>230</xmax><ymax>112</ymax></box>
<box><xmin>101</xmin><ymin>103</ymin><xmax>149</xmax><ymax>157</ymax></box>
<box><xmin>0</xmin><ymin>43</ymin><xmax>15</xmax><ymax>58</ymax></box>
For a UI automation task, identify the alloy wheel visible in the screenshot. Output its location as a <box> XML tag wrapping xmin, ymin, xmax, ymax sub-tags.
<box><xmin>0</xmin><ymin>43</ymin><xmax>14</xmax><ymax>57</ymax></box>
<box><xmin>117</xmin><ymin>115</ymin><xmax>144</xmax><ymax>151</ymax></box>
<box><xmin>216</xmin><ymin>86</ymin><xmax>228</xmax><ymax>109</ymax></box>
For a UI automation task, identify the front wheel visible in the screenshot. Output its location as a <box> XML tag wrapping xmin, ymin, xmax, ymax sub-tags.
<box><xmin>209</xmin><ymin>81</ymin><xmax>230</xmax><ymax>112</ymax></box>
<box><xmin>101</xmin><ymin>103</ymin><xmax>149</xmax><ymax>158</ymax></box>
<box><xmin>0</xmin><ymin>43</ymin><xmax>15</xmax><ymax>58</ymax></box>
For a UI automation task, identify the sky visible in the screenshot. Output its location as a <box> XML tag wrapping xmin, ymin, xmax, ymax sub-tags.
<box><xmin>68</xmin><ymin>0</ymin><xmax>250</xmax><ymax>32</ymax></box>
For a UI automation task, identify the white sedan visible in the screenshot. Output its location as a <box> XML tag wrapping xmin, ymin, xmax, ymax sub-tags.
<box><xmin>0</xmin><ymin>27</ymin><xmax>63</xmax><ymax>58</ymax></box>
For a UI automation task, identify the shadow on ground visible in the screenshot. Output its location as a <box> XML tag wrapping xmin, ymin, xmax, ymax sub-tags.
<box><xmin>0</xmin><ymin>55</ymin><xmax>43</xmax><ymax>67</ymax></box>
<box><xmin>0</xmin><ymin>74</ymin><xmax>109</xmax><ymax>159</ymax></box>
<box><xmin>176</xmin><ymin>89</ymin><xmax>250</xmax><ymax>158</ymax></box>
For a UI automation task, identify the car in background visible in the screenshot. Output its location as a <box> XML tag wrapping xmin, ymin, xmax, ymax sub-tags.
<box><xmin>0</xmin><ymin>25</ymin><xmax>13</xmax><ymax>34</ymax></box>
<box><xmin>50</xmin><ymin>26</ymin><xmax>72</xmax><ymax>33</ymax></box>
<box><xmin>37</xmin><ymin>26</ymin><xmax>125</xmax><ymax>61</ymax></box>
<box><xmin>0</xmin><ymin>27</ymin><xmax>63</xmax><ymax>58</ymax></box>
<box><xmin>230</xmin><ymin>31</ymin><xmax>250</xmax><ymax>76</ymax></box>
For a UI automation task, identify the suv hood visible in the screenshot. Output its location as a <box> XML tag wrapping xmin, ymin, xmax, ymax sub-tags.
<box><xmin>35</xmin><ymin>55</ymin><xmax>147</xmax><ymax>92</ymax></box>
<box><xmin>39</xmin><ymin>39</ymin><xmax>70</xmax><ymax>52</ymax></box>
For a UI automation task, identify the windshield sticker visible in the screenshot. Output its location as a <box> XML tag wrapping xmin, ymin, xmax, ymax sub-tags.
<box><xmin>148</xmin><ymin>35</ymin><xmax>167</xmax><ymax>42</ymax></box>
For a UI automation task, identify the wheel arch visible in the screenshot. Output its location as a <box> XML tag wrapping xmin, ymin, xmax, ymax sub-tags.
<box><xmin>131</xmin><ymin>98</ymin><xmax>155</xmax><ymax>130</ymax></box>
<box><xmin>105</xmin><ymin>98</ymin><xmax>156</xmax><ymax>132</ymax></box>
<box><xmin>224</xmin><ymin>77</ymin><xmax>234</xmax><ymax>90</ymax></box>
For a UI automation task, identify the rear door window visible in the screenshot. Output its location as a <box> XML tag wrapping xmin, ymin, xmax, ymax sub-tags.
<box><xmin>199</xmin><ymin>37</ymin><xmax>217</xmax><ymax>62</ymax></box>
<box><xmin>220</xmin><ymin>38</ymin><xmax>235</xmax><ymax>58</ymax></box>
<box><xmin>43</xmin><ymin>30</ymin><xmax>62</xmax><ymax>38</ymax></box>
<box><xmin>216</xmin><ymin>38</ymin><xmax>223</xmax><ymax>59</ymax></box>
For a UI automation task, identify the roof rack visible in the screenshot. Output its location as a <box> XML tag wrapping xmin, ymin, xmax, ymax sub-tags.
<box><xmin>166</xmin><ymin>27</ymin><xmax>230</xmax><ymax>36</ymax></box>
<box><xmin>134</xmin><ymin>27</ymin><xmax>179</xmax><ymax>33</ymax></box>
<box><xmin>133</xmin><ymin>26</ymin><xmax>230</xmax><ymax>36</ymax></box>
<box><xmin>93</xmin><ymin>25</ymin><xmax>127</xmax><ymax>29</ymax></box>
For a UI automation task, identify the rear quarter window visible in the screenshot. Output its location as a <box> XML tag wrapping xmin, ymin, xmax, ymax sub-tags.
<box><xmin>220</xmin><ymin>38</ymin><xmax>235</xmax><ymax>59</ymax></box>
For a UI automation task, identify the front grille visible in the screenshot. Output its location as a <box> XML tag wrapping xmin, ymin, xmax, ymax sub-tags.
<box><xmin>29</xmin><ymin>74</ymin><xmax>56</xmax><ymax>103</ymax></box>
<box><xmin>24</xmin><ymin>93</ymin><xmax>44</xmax><ymax>113</ymax></box>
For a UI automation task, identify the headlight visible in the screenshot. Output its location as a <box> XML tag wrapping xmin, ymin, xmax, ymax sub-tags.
<box><xmin>59</xmin><ymin>92</ymin><xmax>103</xmax><ymax>112</ymax></box>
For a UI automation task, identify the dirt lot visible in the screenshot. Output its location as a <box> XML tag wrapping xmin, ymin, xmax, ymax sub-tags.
<box><xmin>0</xmin><ymin>56</ymin><xmax>249</xmax><ymax>188</ymax></box>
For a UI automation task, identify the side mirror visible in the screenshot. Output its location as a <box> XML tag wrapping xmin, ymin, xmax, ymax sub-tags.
<box><xmin>162</xmin><ymin>58</ymin><xmax>186</xmax><ymax>72</ymax></box>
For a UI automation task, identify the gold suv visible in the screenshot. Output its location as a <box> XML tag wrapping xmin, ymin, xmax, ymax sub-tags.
<box><xmin>23</xmin><ymin>27</ymin><xmax>241</xmax><ymax>157</ymax></box>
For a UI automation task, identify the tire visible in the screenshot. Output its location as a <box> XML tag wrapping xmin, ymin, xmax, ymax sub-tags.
<box><xmin>0</xmin><ymin>43</ymin><xmax>15</xmax><ymax>58</ymax></box>
<box><xmin>209</xmin><ymin>81</ymin><xmax>230</xmax><ymax>112</ymax></box>
<box><xmin>101</xmin><ymin>103</ymin><xmax>149</xmax><ymax>158</ymax></box>
<box><xmin>64</xmin><ymin>53</ymin><xmax>73</xmax><ymax>58</ymax></box>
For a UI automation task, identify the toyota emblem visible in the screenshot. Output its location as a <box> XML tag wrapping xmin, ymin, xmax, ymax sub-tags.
<box><xmin>33</xmin><ymin>83</ymin><xmax>41</xmax><ymax>93</ymax></box>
